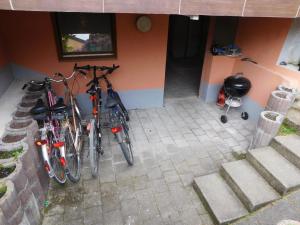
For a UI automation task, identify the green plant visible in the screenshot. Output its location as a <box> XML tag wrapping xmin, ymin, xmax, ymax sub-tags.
<box><xmin>0</xmin><ymin>147</ymin><xmax>23</xmax><ymax>160</ymax></box>
<box><xmin>278</xmin><ymin>123</ymin><xmax>298</xmax><ymax>136</ymax></box>
<box><xmin>0</xmin><ymin>185</ymin><xmax>7</xmax><ymax>199</ymax></box>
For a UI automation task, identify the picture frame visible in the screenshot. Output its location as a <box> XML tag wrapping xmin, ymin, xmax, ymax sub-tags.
<box><xmin>53</xmin><ymin>13</ymin><xmax>117</xmax><ymax>60</ymax></box>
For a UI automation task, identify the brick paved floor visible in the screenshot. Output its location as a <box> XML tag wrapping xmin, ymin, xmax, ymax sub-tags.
<box><xmin>42</xmin><ymin>96</ymin><xmax>256</xmax><ymax>225</ymax></box>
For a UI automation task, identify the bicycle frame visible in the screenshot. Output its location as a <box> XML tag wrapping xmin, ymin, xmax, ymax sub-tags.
<box><xmin>59</xmin><ymin>73</ymin><xmax>83</xmax><ymax>152</ymax></box>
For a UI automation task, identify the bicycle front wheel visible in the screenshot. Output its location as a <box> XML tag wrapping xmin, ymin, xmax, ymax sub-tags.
<box><xmin>50</xmin><ymin>148</ymin><xmax>67</xmax><ymax>185</ymax></box>
<box><xmin>65</xmin><ymin>126</ymin><xmax>81</xmax><ymax>183</ymax></box>
<box><xmin>89</xmin><ymin>118</ymin><xmax>100</xmax><ymax>177</ymax></box>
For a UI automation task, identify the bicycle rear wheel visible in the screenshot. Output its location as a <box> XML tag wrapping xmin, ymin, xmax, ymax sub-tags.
<box><xmin>89</xmin><ymin>118</ymin><xmax>100</xmax><ymax>177</ymax></box>
<box><xmin>117</xmin><ymin>122</ymin><xmax>134</xmax><ymax>166</ymax></box>
<box><xmin>65</xmin><ymin>125</ymin><xmax>81</xmax><ymax>183</ymax></box>
<box><xmin>50</xmin><ymin>148</ymin><xmax>67</xmax><ymax>184</ymax></box>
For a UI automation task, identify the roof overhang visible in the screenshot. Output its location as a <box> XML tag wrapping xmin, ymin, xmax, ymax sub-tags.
<box><xmin>1</xmin><ymin>0</ymin><xmax>300</xmax><ymax>18</ymax></box>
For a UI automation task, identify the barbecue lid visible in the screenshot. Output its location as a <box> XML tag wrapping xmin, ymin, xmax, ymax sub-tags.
<box><xmin>224</xmin><ymin>74</ymin><xmax>251</xmax><ymax>97</ymax></box>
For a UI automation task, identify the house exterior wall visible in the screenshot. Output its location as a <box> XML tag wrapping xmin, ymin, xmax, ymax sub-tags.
<box><xmin>0</xmin><ymin>36</ymin><xmax>13</xmax><ymax>96</ymax></box>
<box><xmin>201</xmin><ymin>17</ymin><xmax>300</xmax><ymax>121</ymax></box>
<box><xmin>232</xmin><ymin>17</ymin><xmax>300</xmax><ymax>120</ymax></box>
<box><xmin>0</xmin><ymin>11</ymin><xmax>169</xmax><ymax>111</ymax></box>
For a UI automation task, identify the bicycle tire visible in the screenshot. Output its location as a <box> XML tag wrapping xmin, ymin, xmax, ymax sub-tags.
<box><xmin>50</xmin><ymin>148</ymin><xmax>67</xmax><ymax>184</ymax></box>
<box><xmin>65</xmin><ymin>125</ymin><xmax>81</xmax><ymax>183</ymax></box>
<box><xmin>89</xmin><ymin>118</ymin><xmax>100</xmax><ymax>177</ymax></box>
<box><xmin>73</xmin><ymin>101</ymin><xmax>83</xmax><ymax>151</ymax></box>
<box><xmin>118</xmin><ymin>122</ymin><xmax>134</xmax><ymax>166</ymax></box>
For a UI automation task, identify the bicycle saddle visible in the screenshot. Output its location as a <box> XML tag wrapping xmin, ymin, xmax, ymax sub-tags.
<box><xmin>31</xmin><ymin>99</ymin><xmax>48</xmax><ymax>114</ymax></box>
<box><xmin>51</xmin><ymin>98</ymin><xmax>67</xmax><ymax>112</ymax></box>
<box><xmin>106</xmin><ymin>96</ymin><xmax>118</xmax><ymax>108</ymax></box>
<box><xmin>27</xmin><ymin>80</ymin><xmax>45</xmax><ymax>92</ymax></box>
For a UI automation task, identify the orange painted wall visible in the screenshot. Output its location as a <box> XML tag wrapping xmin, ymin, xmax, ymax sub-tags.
<box><xmin>201</xmin><ymin>18</ymin><xmax>237</xmax><ymax>85</ymax></box>
<box><xmin>207</xmin><ymin>56</ymin><xmax>235</xmax><ymax>84</ymax></box>
<box><xmin>0</xmin><ymin>36</ymin><xmax>8</xmax><ymax>67</ymax></box>
<box><xmin>202</xmin><ymin>17</ymin><xmax>300</xmax><ymax>107</ymax></box>
<box><xmin>233</xmin><ymin>17</ymin><xmax>300</xmax><ymax>107</ymax></box>
<box><xmin>0</xmin><ymin>11</ymin><xmax>169</xmax><ymax>95</ymax></box>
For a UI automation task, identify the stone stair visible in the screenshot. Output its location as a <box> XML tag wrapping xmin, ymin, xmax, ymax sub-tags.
<box><xmin>193</xmin><ymin>135</ymin><xmax>300</xmax><ymax>225</ymax></box>
<box><xmin>286</xmin><ymin>94</ymin><xmax>300</xmax><ymax>135</ymax></box>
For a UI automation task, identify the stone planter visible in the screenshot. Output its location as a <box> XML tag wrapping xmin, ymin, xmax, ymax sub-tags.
<box><xmin>278</xmin><ymin>84</ymin><xmax>298</xmax><ymax>101</ymax></box>
<box><xmin>18</xmin><ymin>143</ymin><xmax>47</xmax><ymax>208</ymax></box>
<box><xmin>266</xmin><ymin>90</ymin><xmax>294</xmax><ymax>115</ymax></box>
<box><xmin>13</xmin><ymin>110</ymin><xmax>32</xmax><ymax>122</ymax></box>
<box><xmin>0</xmin><ymin>131</ymin><xmax>27</xmax><ymax>151</ymax></box>
<box><xmin>17</xmin><ymin>101</ymin><xmax>36</xmax><ymax>112</ymax></box>
<box><xmin>0</xmin><ymin>128</ymin><xmax>47</xmax><ymax>204</ymax></box>
<box><xmin>5</xmin><ymin>119</ymin><xmax>34</xmax><ymax>133</ymax></box>
<box><xmin>251</xmin><ymin>111</ymin><xmax>284</xmax><ymax>149</ymax></box>
<box><xmin>1</xmin><ymin>122</ymin><xmax>38</xmax><ymax>158</ymax></box>
<box><xmin>25</xmin><ymin>89</ymin><xmax>44</xmax><ymax>96</ymax></box>
<box><xmin>21</xmin><ymin>93</ymin><xmax>44</xmax><ymax>104</ymax></box>
<box><xmin>0</xmin><ymin>179</ymin><xmax>25</xmax><ymax>225</ymax></box>
<box><xmin>0</xmin><ymin>146</ymin><xmax>22</xmax><ymax>166</ymax></box>
<box><xmin>1</xmin><ymin>161</ymin><xmax>41</xmax><ymax>225</ymax></box>
<box><xmin>0</xmin><ymin>208</ymin><xmax>8</xmax><ymax>225</ymax></box>
<box><xmin>5</xmin><ymin>119</ymin><xmax>39</xmax><ymax>150</ymax></box>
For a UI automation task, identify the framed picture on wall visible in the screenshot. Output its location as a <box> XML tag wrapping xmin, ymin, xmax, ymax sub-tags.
<box><xmin>53</xmin><ymin>13</ymin><xmax>117</xmax><ymax>60</ymax></box>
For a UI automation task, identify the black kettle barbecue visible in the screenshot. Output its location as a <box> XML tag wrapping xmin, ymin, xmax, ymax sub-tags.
<box><xmin>220</xmin><ymin>73</ymin><xmax>252</xmax><ymax>123</ymax></box>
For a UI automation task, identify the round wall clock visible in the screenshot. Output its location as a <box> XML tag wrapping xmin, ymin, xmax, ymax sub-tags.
<box><xmin>136</xmin><ymin>16</ymin><xmax>152</xmax><ymax>32</ymax></box>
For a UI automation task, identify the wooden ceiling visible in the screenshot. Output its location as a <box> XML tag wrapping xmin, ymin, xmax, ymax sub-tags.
<box><xmin>1</xmin><ymin>0</ymin><xmax>300</xmax><ymax>18</ymax></box>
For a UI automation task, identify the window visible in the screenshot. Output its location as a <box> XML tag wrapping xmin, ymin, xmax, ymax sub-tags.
<box><xmin>278</xmin><ymin>18</ymin><xmax>300</xmax><ymax>72</ymax></box>
<box><xmin>54</xmin><ymin>13</ymin><xmax>116</xmax><ymax>59</ymax></box>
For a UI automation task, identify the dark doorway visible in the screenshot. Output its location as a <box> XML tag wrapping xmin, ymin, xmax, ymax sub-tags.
<box><xmin>164</xmin><ymin>15</ymin><xmax>209</xmax><ymax>99</ymax></box>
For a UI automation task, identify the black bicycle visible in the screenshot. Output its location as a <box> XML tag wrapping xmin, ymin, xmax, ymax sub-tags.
<box><xmin>101</xmin><ymin>65</ymin><xmax>133</xmax><ymax>165</ymax></box>
<box><xmin>74</xmin><ymin>64</ymin><xmax>133</xmax><ymax>177</ymax></box>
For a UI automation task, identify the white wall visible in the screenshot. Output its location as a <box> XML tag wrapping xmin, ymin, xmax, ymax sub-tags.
<box><xmin>278</xmin><ymin>18</ymin><xmax>300</xmax><ymax>72</ymax></box>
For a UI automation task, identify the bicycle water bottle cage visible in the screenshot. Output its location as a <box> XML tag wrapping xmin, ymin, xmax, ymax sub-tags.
<box><xmin>105</xmin><ymin>96</ymin><xmax>118</xmax><ymax>108</ymax></box>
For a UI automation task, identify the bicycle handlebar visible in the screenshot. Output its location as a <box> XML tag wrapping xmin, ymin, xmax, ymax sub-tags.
<box><xmin>74</xmin><ymin>63</ymin><xmax>120</xmax><ymax>73</ymax></box>
<box><xmin>75</xmin><ymin>63</ymin><xmax>119</xmax><ymax>87</ymax></box>
<box><xmin>52</xmin><ymin>69</ymin><xmax>86</xmax><ymax>83</ymax></box>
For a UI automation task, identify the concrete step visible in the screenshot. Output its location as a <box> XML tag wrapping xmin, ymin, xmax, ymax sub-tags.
<box><xmin>286</xmin><ymin>109</ymin><xmax>300</xmax><ymax>134</ymax></box>
<box><xmin>221</xmin><ymin>160</ymin><xmax>280</xmax><ymax>212</ymax></box>
<box><xmin>271</xmin><ymin>135</ymin><xmax>300</xmax><ymax>169</ymax></box>
<box><xmin>193</xmin><ymin>173</ymin><xmax>248</xmax><ymax>225</ymax></box>
<box><xmin>292</xmin><ymin>100</ymin><xmax>300</xmax><ymax>111</ymax></box>
<box><xmin>247</xmin><ymin>146</ymin><xmax>300</xmax><ymax>195</ymax></box>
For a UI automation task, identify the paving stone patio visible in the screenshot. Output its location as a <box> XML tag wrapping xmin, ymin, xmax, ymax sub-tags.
<box><xmin>42</xmin><ymin>96</ymin><xmax>256</xmax><ymax>225</ymax></box>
